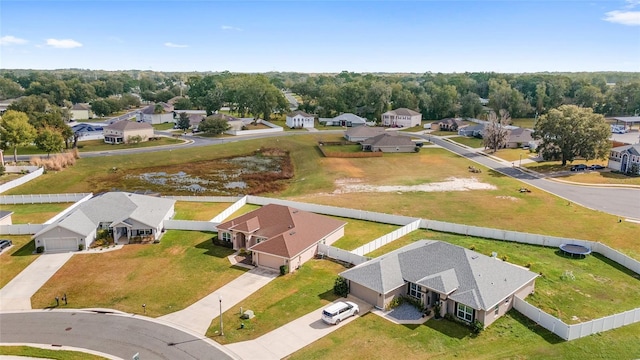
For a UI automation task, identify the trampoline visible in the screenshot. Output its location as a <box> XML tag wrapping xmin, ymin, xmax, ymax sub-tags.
<box><xmin>559</xmin><ymin>243</ymin><xmax>592</xmax><ymax>258</ymax></box>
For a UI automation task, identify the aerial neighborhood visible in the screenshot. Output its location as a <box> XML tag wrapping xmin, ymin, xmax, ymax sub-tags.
<box><xmin>0</xmin><ymin>1</ymin><xmax>639</xmax><ymax>359</ymax></box>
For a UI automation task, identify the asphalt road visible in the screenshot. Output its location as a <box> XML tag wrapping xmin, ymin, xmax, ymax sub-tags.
<box><xmin>0</xmin><ymin>311</ymin><xmax>235</xmax><ymax>360</ymax></box>
<box><xmin>421</xmin><ymin>134</ymin><xmax>640</xmax><ymax>220</ymax></box>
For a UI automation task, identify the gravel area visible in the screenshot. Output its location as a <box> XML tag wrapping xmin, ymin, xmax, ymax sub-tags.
<box><xmin>385</xmin><ymin>303</ymin><xmax>424</xmax><ymax>321</ymax></box>
<box><xmin>333</xmin><ymin>177</ymin><xmax>496</xmax><ymax>194</ymax></box>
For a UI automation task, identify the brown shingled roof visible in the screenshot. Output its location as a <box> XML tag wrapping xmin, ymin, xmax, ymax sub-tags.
<box><xmin>217</xmin><ymin>204</ymin><xmax>347</xmax><ymax>258</ymax></box>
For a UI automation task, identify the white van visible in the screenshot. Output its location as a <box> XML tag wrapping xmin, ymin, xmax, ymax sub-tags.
<box><xmin>321</xmin><ymin>301</ymin><xmax>359</xmax><ymax>325</ymax></box>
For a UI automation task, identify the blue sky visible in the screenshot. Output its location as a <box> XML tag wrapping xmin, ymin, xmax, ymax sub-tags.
<box><xmin>1</xmin><ymin>0</ymin><xmax>639</xmax><ymax>73</ymax></box>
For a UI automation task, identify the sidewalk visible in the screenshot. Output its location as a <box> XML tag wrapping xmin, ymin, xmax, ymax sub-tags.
<box><xmin>0</xmin><ymin>252</ymin><xmax>73</xmax><ymax>311</ymax></box>
<box><xmin>159</xmin><ymin>267</ymin><xmax>278</xmax><ymax>335</ymax></box>
<box><xmin>226</xmin><ymin>297</ymin><xmax>372</xmax><ymax>360</ymax></box>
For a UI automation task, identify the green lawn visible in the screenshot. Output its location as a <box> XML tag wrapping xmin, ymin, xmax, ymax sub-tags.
<box><xmin>0</xmin><ymin>346</ymin><xmax>107</xmax><ymax>360</ymax></box>
<box><xmin>330</xmin><ymin>218</ymin><xmax>398</xmax><ymax>251</ymax></box>
<box><xmin>449</xmin><ymin>136</ymin><xmax>484</xmax><ymax>148</ymax></box>
<box><xmin>14</xmin><ymin>137</ymin><xmax>184</xmax><ymax>156</ymax></box>
<box><xmin>174</xmin><ymin>201</ymin><xmax>233</xmax><ymax>220</ymax></box>
<box><xmin>321</xmin><ymin>144</ymin><xmax>362</xmax><ymax>154</ymax></box>
<box><xmin>2</xmin><ymin>203</ymin><xmax>74</xmax><ymax>224</ymax></box>
<box><xmin>510</xmin><ymin>117</ymin><xmax>537</xmax><ymax>129</ymax></box>
<box><xmin>0</xmin><ymin>235</ymin><xmax>39</xmax><ymax>288</ymax></box>
<box><xmin>287</xmin><ymin>310</ymin><xmax>640</xmax><ymax>360</ymax></box>
<box><xmin>31</xmin><ymin>230</ymin><xmax>248</xmax><ymax>316</ymax></box>
<box><xmin>489</xmin><ymin>147</ymin><xmax>535</xmax><ymax>162</ymax></box>
<box><xmin>153</xmin><ymin>122</ymin><xmax>176</xmax><ymax>130</ymax></box>
<box><xmin>366</xmin><ymin>229</ymin><xmax>640</xmax><ymax>323</ymax></box>
<box><xmin>209</xmin><ymin>259</ymin><xmax>344</xmax><ymax>344</ymax></box>
<box><xmin>0</xmin><ymin>173</ymin><xmax>21</xmax><ymax>185</ymax></box>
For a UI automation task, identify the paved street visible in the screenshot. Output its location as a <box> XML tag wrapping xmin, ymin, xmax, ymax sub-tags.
<box><xmin>0</xmin><ymin>311</ymin><xmax>236</xmax><ymax>360</ymax></box>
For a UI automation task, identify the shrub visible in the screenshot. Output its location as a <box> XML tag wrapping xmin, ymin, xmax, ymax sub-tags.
<box><xmin>36</xmin><ymin>246</ymin><xmax>44</xmax><ymax>253</ymax></box>
<box><xmin>279</xmin><ymin>264</ymin><xmax>288</xmax><ymax>276</ymax></box>
<box><xmin>333</xmin><ymin>276</ymin><xmax>349</xmax><ymax>297</ymax></box>
<box><xmin>78</xmin><ymin>244</ymin><xmax>85</xmax><ymax>251</ymax></box>
<box><xmin>387</xmin><ymin>296</ymin><xmax>404</xmax><ymax>311</ymax></box>
<box><xmin>211</xmin><ymin>236</ymin><xmax>233</xmax><ymax>248</ymax></box>
<box><xmin>402</xmin><ymin>295</ymin><xmax>425</xmax><ymax>312</ymax></box>
<box><xmin>525</xmin><ymin>262</ymin><xmax>532</xmax><ymax>268</ymax></box>
<box><xmin>501</xmin><ymin>255</ymin><xmax>509</xmax><ymax>262</ymax></box>
<box><xmin>469</xmin><ymin>245</ymin><xmax>476</xmax><ymax>251</ymax></box>
<box><xmin>0</xmin><ymin>164</ymin><xmax>4</xmax><ymax>176</ymax></box>
<box><xmin>472</xmin><ymin>319</ymin><xmax>485</xmax><ymax>334</ymax></box>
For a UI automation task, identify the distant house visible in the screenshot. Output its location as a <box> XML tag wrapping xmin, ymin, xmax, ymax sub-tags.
<box><xmin>506</xmin><ymin>128</ymin><xmax>536</xmax><ymax>149</ymax></box>
<box><xmin>340</xmin><ymin>240</ymin><xmax>538</xmax><ymax>327</ymax></box>
<box><xmin>103</xmin><ymin>121</ymin><xmax>154</xmax><ymax>144</ymax></box>
<box><xmin>361</xmin><ymin>133</ymin><xmax>417</xmax><ymax>153</ymax></box>
<box><xmin>138</xmin><ymin>102</ymin><xmax>174</xmax><ymax>124</ymax></box>
<box><xmin>344</xmin><ymin>126</ymin><xmax>387</xmax><ymax>142</ymax></box>
<box><xmin>319</xmin><ymin>113</ymin><xmax>367</xmax><ymax>127</ymax></box>
<box><xmin>216</xmin><ymin>204</ymin><xmax>347</xmax><ymax>273</ymax></box>
<box><xmin>381</xmin><ymin>108</ymin><xmax>422</xmax><ymax>128</ymax></box>
<box><xmin>458</xmin><ymin>124</ymin><xmax>485</xmax><ymax>137</ymax></box>
<box><xmin>286</xmin><ymin>110</ymin><xmax>315</xmax><ymax>129</ymax></box>
<box><xmin>608</xmin><ymin>144</ymin><xmax>640</xmax><ymax>174</ymax></box>
<box><xmin>32</xmin><ymin>192</ymin><xmax>175</xmax><ymax>252</ymax></box>
<box><xmin>70</xmin><ymin>103</ymin><xmax>93</xmax><ymax>120</ymax></box>
<box><xmin>433</xmin><ymin>118</ymin><xmax>465</xmax><ymax>132</ymax></box>
<box><xmin>0</xmin><ymin>211</ymin><xmax>13</xmax><ymax>226</ymax></box>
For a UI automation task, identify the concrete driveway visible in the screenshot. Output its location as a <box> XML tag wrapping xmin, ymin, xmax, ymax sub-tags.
<box><xmin>226</xmin><ymin>297</ymin><xmax>372</xmax><ymax>360</ymax></box>
<box><xmin>0</xmin><ymin>252</ymin><xmax>73</xmax><ymax>311</ymax></box>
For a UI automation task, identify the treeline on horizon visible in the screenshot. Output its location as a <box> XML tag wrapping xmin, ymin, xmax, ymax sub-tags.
<box><xmin>1</xmin><ymin>69</ymin><xmax>639</xmax><ymax>122</ymax></box>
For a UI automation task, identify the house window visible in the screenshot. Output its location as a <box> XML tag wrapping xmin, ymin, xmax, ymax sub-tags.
<box><xmin>457</xmin><ymin>303</ymin><xmax>474</xmax><ymax>322</ymax></box>
<box><xmin>221</xmin><ymin>232</ymin><xmax>232</xmax><ymax>242</ymax></box>
<box><xmin>494</xmin><ymin>304</ymin><xmax>499</xmax><ymax>315</ymax></box>
<box><xmin>408</xmin><ymin>283</ymin><xmax>423</xmax><ymax>300</ymax></box>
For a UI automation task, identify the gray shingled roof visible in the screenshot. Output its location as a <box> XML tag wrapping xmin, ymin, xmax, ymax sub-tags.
<box><xmin>340</xmin><ymin>240</ymin><xmax>538</xmax><ymax>310</ymax></box>
<box><xmin>386</xmin><ymin>108</ymin><xmax>421</xmax><ymax>116</ymax></box>
<box><xmin>105</xmin><ymin>121</ymin><xmax>153</xmax><ymax>131</ymax></box>
<box><xmin>34</xmin><ymin>192</ymin><xmax>175</xmax><ymax>238</ymax></box>
<box><xmin>613</xmin><ymin>144</ymin><xmax>640</xmax><ymax>156</ymax></box>
<box><xmin>0</xmin><ymin>210</ymin><xmax>14</xmax><ymax>220</ymax></box>
<box><xmin>361</xmin><ymin>133</ymin><xmax>414</xmax><ymax>147</ymax></box>
<box><xmin>287</xmin><ymin>110</ymin><xmax>313</xmax><ymax>118</ymax></box>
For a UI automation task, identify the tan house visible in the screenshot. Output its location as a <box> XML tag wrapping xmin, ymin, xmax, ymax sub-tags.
<box><xmin>361</xmin><ymin>133</ymin><xmax>418</xmax><ymax>152</ymax></box>
<box><xmin>0</xmin><ymin>211</ymin><xmax>13</xmax><ymax>226</ymax></box>
<box><xmin>344</xmin><ymin>126</ymin><xmax>387</xmax><ymax>142</ymax></box>
<box><xmin>381</xmin><ymin>108</ymin><xmax>422</xmax><ymax>128</ymax></box>
<box><xmin>433</xmin><ymin>118</ymin><xmax>466</xmax><ymax>132</ymax></box>
<box><xmin>70</xmin><ymin>103</ymin><xmax>93</xmax><ymax>120</ymax></box>
<box><xmin>340</xmin><ymin>240</ymin><xmax>538</xmax><ymax>328</ymax></box>
<box><xmin>216</xmin><ymin>204</ymin><xmax>347</xmax><ymax>273</ymax></box>
<box><xmin>103</xmin><ymin>121</ymin><xmax>154</xmax><ymax>144</ymax></box>
<box><xmin>138</xmin><ymin>102</ymin><xmax>174</xmax><ymax>124</ymax></box>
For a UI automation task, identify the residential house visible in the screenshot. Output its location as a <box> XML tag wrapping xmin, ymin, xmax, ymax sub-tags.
<box><xmin>506</xmin><ymin>128</ymin><xmax>536</xmax><ymax>149</ymax></box>
<box><xmin>608</xmin><ymin>144</ymin><xmax>640</xmax><ymax>174</ymax></box>
<box><xmin>286</xmin><ymin>110</ymin><xmax>315</xmax><ymax>129</ymax></box>
<box><xmin>70</xmin><ymin>103</ymin><xmax>93</xmax><ymax>120</ymax></box>
<box><xmin>457</xmin><ymin>124</ymin><xmax>485</xmax><ymax>137</ymax></box>
<box><xmin>361</xmin><ymin>133</ymin><xmax>418</xmax><ymax>153</ymax></box>
<box><xmin>340</xmin><ymin>240</ymin><xmax>538</xmax><ymax>327</ymax></box>
<box><xmin>319</xmin><ymin>113</ymin><xmax>367</xmax><ymax>127</ymax></box>
<box><xmin>433</xmin><ymin>118</ymin><xmax>465</xmax><ymax>132</ymax></box>
<box><xmin>381</xmin><ymin>108</ymin><xmax>422</xmax><ymax>128</ymax></box>
<box><xmin>103</xmin><ymin>121</ymin><xmax>154</xmax><ymax>144</ymax></box>
<box><xmin>216</xmin><ymin>204</ymin><xmax>347</xmax><ymax>273</ymax></box>
<box><xmin>32</xmin><ymin>192</ymin><xmax>175</xmax><ymax>252</ymax></box>
<box><xmin>344</xmin><ymin>126</ymin><xmax>387</xmax><ymax>142</ymax></box>
<box><xmin>138</xmin><ymin>102</ymin><xmax>174</xmax><ymax>124</ymax></box>
<box><xmin>0</xmin><ymin>211</ymin><xmax>13</xmax><ymax>226</ymax></box>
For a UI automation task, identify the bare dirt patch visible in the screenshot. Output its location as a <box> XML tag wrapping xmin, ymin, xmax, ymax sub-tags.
<box><xmin>496</xmin><ymin>195</ymin><xmax>520</xmax><ymax>201</ymax></box>
<box><xmin>333</xmin><ymin>177</ymin><xmax>496</xmax><ymax>194</ymax></box>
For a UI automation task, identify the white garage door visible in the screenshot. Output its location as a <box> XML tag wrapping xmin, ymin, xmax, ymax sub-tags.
<box><xmin>44</xmin><ymin>237</ymin><xmax>77</xmax><ymax>252</ymax></box>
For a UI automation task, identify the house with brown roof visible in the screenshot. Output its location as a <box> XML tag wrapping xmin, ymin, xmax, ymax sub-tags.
<box><xmin>103</xmin><ymin>121</ymin><xmax>155</xmax><ymax>144</ymax></box>
<box><xmin>433</xmin><ymin>118</ymin><xmax>466</xmax><ymax>132</ymax></box>
<box><xmin>216</xmin><ymin>204</ymin><xmax>347</xmax><ymax>273</ymax></box>
<box><xmin>361</xmin><ymin>133</ymin><xmax>418</xmax><ymax>153</ymax></box>
<box><xmin>344</xmin><ymin>126</ymin><xmax>387</xmax><ymax>142</ymax></box>
<box><xmin>286</xmin><ymin>110</ymin><xmax>315</xmax><ymax>129</ymax></box>
<box><xmin>381</xmin><ymin>108</ymin><xmax>422</xmax><ymax>128</ymax></box>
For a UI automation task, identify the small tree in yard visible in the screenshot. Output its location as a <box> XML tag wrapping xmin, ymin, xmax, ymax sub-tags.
<box><xmin>176</xmin><ymin>112</ymin><xmax>191</xmax><ymax>131</ymax></box>
<box><xmin>0</xmin><ymin>110</ymin><xmax>37</xmax><ymax>163</ymax></box>
<box><xmin>35</xmin><ymin>126</ymin><xmax>65</xmax><ymax>157</ymax></box>
<box><xmin>333</xmin><ymin>276</ymin><xmax>349</xmax><ymax>297</ymax></box>
<box><xmin>198</xmin><ymin>115</ymin><xmax>230</xmax><ymax>135</ymax></box>
<box><xmin>483</xmin><ymin>109</ymin><xmax>510</xmax><ymax>153</ymax></box>
<box><xmin>127</xmin><ymin>135</ymin><xmax>143</xmax><ymax>144</ymax></box>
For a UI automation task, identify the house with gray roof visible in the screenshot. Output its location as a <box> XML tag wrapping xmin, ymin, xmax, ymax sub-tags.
<box><xmin>319</xmin><ymin>113</ymin><xmax>367</xmax><ymax>127</ymax></box>
<box><xmin>344</xmin><ymin>126</ymin><xmax>387</xmax><ymax>142</ymax></box>
<box><xmin>286</xmin><ymin>110</ymin><xmax>315</xmax><ymax>129</ymax></box>
<box><xmin>381</xmin><ymin>108</ymin><xmax>422</xmax><ymax>128</ymax></box>
<box><xmin>33</xmin><ymin>192</ymin><xmax>175</xmax><ymax>252</ymax></box>
<box><xmin>0</xmin><ymin>210</ymin><xmax>13</xmax><ymax>226</ymax></box>
<box><xmin>103</xmin><ymin>121</ymin><xmax>154</xmax><ymax>144</ymax></box>
<box><xmin>608</xmin><ymin>144</ymin><xmax>640</xmax><ymax>175</ymax></box>
<box><xmin>361</xmin><ymin>133</ymin><xmax>418</xmax><ymax>153</ymax></box>
<box><xmin>340</xmin><ymin>240</ymin><xmax>538</xmax><ymax>327</ymax></box>
<box><xmin>138</xmin><ymin>102</ymin><xmax>174</xmax><ymax>124</ymax></box>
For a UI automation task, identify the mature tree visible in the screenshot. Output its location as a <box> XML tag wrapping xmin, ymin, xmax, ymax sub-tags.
<box><xmin>90</xmin><ymin>99</ymin><xmax>112</xmax><ymax>117</ymax></box>
<box><xmin>120</xmin><ymin>93</ymin><xmax>141</xmax><ymax>109</ymax></box>
<box><xmin>198</xmin><ymin>115</ymin><xmax>230</xmax><ymax>135</ymax></box>
<box><xmin>459</xmin><ymin>92</ymin><xmax>484</xmax><ymax>118</ymax></box>
<box><xmin>0</xmin><ymin>77</ymin><xmax>24</xmax><ymax>100</ymax></box>
<box><xmin>35</xmin><ymin>126</ymin><xmax>65</xmax><ymax>157</ymax></box>
<box><xmin>8</xmin><ymin>95</ymin><xmax>50</xmax><ymax>114</ymax></box>
<box><xmin>574</xmin><ymin>85</ymin><xmax>604</xmax><ymax>109</ymax></box>
<box><xmin>483</xmin><ymin>109</ymin><xmax>511</xmax><ymax>153</ymax></box>
<box><xmin>176</xmin><ymin>112</ymin><xmax>191</xmax><ymax>130</ymax></box>
<box><xmin>534</xmin><ymin>105</ymin><xmax>611</xmax><ymax>165</ymax></box>
<box><xmin>488</xmin><ymin>79</ymin><xmax>531</xmax><ymax>118</ymax></box>
<box><xmin>155</xmin><ymin>90</ymin><xmax>175</xmax><ymax>103</ymax></box>
<box><xmin>173</xmin><ymin>97</ymin><xmax>193</xmax><ymax>110</ymax></box>
<box><xmin>188</xmin><ymin>75</ymin><xmax>225</xmax><ymax>115</ymax></box>
<box><xmin>0</xmin><ymin>110</ymin><xmax>37</xmax><ymax>162</ymax></box>
<box><xmin>421</xmin><ymin>83</ymin><xmax>458</xmax><ymax>119</ymax></box>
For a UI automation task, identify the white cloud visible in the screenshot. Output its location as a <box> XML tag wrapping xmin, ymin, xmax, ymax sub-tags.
<box><xmin>46</xmin><ymin>38</ymin><xmax>83</xmax><ymax>48</ymax></box>
<box><xmin>603</xmin><ymin>10</ymin><xmax>640</xmax><ymax>25</ymax></box>
<box><xmin>0</xmin><ymin>35</ymin><xmax>28</xmax><ymax>46</ymax></box>
<box><xmin>221</xmin><ymin>25</ymin><xmax>242</xmax><ymax>31</ymax></box>
<box><xmin>165</xmin><ymin>42</ymin><xmax>189</xmax><ymax>48</ymax></box>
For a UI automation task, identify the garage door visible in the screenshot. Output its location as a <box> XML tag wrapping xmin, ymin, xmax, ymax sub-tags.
<box><xmin>349</xmin><ymin>283</ymin><xmax>380</xmax><ymax>308</ymax></box>
<box><xmin>44</xmin><ymin>238</ymin><xmax>77</xmax><ymax>252</ymax></box>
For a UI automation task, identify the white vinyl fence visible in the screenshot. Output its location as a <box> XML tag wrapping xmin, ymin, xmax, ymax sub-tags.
<box><xmin>0</xmin><ymin>192</ymin><xmax>92</xmax><ymax>204</ymax></box>
<box><xmin>43</xmin><ymin>193</ymin><xmax>94</xmax><ymax>224</ymax></box>
<box><xmin>318</xmin><ymin>244</ymin><xmax>369</xmax><ymax>266</ymax></box>
<box><xmin>163</xmin><ymin>220</ymin><xmax>218</xmax><ymax>232</ymax></box>
<box><xmin>351</xmin><ymin>219</ymin><xmax>421</xmax><ymax>256</ymax></box>
<box><xmin>0</xmin><ymin>224</ymin><xmax>46</xmax><ymax>235</ymax></box>
<box><xmin>164</xmin><ymin>195</ymin><xmax>244</xmax><ymax>203</ymax></box>
<box><xmin>0</xmin><ymin>167</ymin><xmax>44</xmax><ymax>194</ymax></box>
<box><xmin>210</xmin><ymin>196</ymin><xmax>248</xmax><ymax>222</ymax></box>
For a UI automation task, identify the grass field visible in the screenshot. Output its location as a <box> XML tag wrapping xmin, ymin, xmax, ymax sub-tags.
<box><xmin>449</xmin><ymin>136</ymin><xmax>484</xmax><ymax>148</ymax></box>
<box><xmin>511</xmin><ymin>118</ymin><xmax>537</xmax><ymax>129</ymax></box>
<box><xmin>31</xmin><ymin>230</ymin><xmax>247</xmax><ymax>316</ymax></box>
<box><xmin>208</xmin><ymin>259</ymin><xmax>343</xmax><ymax>344</ymax></box>
<box><xmin>367</xmin><ymin>229</ymin><xmax>640</xmax><ymax>323</ymax></box>
<box><xmin>0</xmin><ymin>346</ymin><xmax>107</xmax><ymax>360</ymax></box>
<box><xmin>174</xmin><ymin>201</ymin><xmax>233</xmax><ymax>220</ymax></box>
<box><xmin>0</xmin><ymin>235</ymin><xmax>38</xmax><ymax>288</ymax></box>
<box><xmin>152</xmin><ymin>123</ymin><xmax>176</xmax><ymax>130</ymax></box>
<box><xmin>0</xmin><ymin>173</ymin><xmax>21</xmax><ymax>185</ymax></box>
<box><xmin>14</xmin><ymin>137</ymin><xmax>184</xmax><ymax>156</ymax></box>
<box><xmin>330</xmin><ymin>218</ymin><xmax>398</xmax><ymax>251</ymax></box>
<box><xmin>2</xmin><ymin>203</ymin><xmax>74</xmax><ymax>224</ymax></box>
<box><xmin>490</xmin><ymin>148</ymin><xmax>535</xmax><ymax>162</ymax></box>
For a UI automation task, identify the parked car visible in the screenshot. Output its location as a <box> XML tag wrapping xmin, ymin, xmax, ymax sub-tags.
<box><xmin>0</xmin><ymin>239</ymin><xmax>13</xmax><ymax>251</ymax></box>
<box><xmin>322</xmin><ymin>301</ymin><xmax>359</xmax><ymax>325</ymax></box>
<box><xmin>570</xmin><ymin>164</ymin><xmax>587</xmax><ymax>171</ymax></box>
<box><xmin>589</xmin><ymin>164</ymin><xmax>605</xmax><ymax>170</ymax></box>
